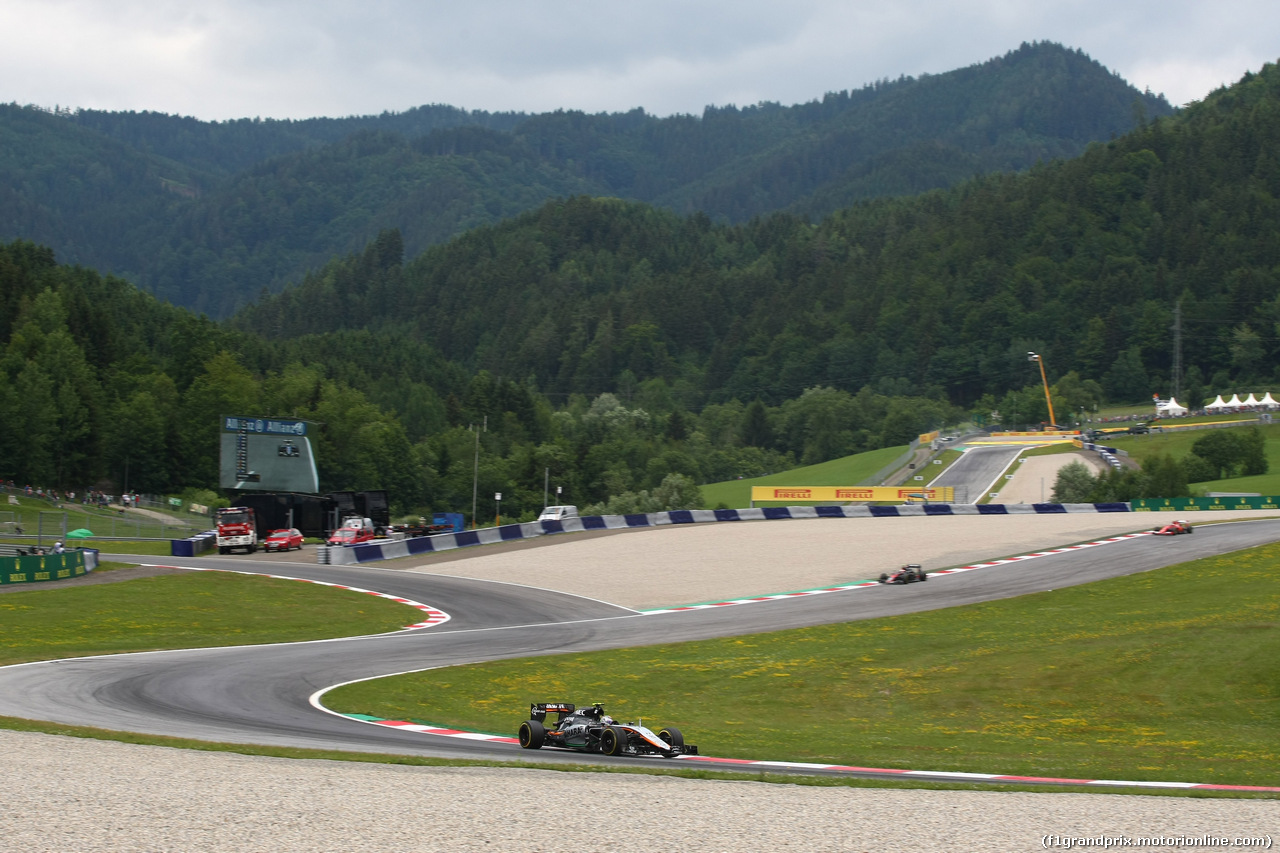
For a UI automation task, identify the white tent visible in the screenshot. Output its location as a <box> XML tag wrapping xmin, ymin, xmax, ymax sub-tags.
<box><xmin>1262</xmin><ymin>392</ymin><xmax>1278</xmax><ymax>409</ymax></box>
<box><xmin>1157</xmin><ymin>397</ymin><xmax>1188</xmax><ymax>416</ymax></box>
<box><xmin>1206</xmin><ymin>395</ymin><xmax>1229</xmax><ymax>411</ymax></box>
<box><xmin>1244</xmin><ymin>392</ymin><xmax>1260</xmax><ymax>407</ymax></box>
<box><xmin>1227</xmin><ymin>393</ymin><xmax>1245</xmax><ymax>407</ymax></box>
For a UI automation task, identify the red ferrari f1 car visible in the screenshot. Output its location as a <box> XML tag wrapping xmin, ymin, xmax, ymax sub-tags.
<box><xmin>1152</xmin><ymin>520</ymin><xmax>1193</xmax><ymax>535</ymax></box>
<box><xmin>878</xmin><ymin>564</ymin><xmax>928</xmax><ymax>584</ymax></box>
<box><xmin>517</xmin><ymin>703</ymin><xmax>697</xmax><ymax>758</ymax></box>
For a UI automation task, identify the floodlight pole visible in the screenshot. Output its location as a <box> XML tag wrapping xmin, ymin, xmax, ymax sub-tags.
<box><xmin>1027</xmin><ymin>352</ymin><xmax>1056</xmax><ymax>427</ymax></box>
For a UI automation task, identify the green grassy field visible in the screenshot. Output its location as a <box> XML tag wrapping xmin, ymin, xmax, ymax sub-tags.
<box><xmin>1103</xmin><ymin>423</ymin><xmax>1280</xmax><ymax>494</ymax></box>
<box><xmin>700</xmin><ymin>445</ymin><xmax>908</xmax><ymax>508</ymax></box>
<box><xmin>0</xmin><ymin>538</ymin><xmax>180</xmax><ymax>556</ymax></box>
<box><xmin>0</xmin><ymin>565</ymin><xmax>414</xmax><ymax>665</ymax></box>
<box><xmin>326</xmin><ymin>545</ymin><xmax>1280</xmax><ymax>787</ymax></box>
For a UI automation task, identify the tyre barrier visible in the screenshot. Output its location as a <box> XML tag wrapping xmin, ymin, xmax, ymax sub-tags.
<box><xmin>1090</xmin><ymin>443</ymin><xmax>1125</xmax><ymax>470</ymax></box>
<box><xmin>318</xmin><ymin>502</ymin><xmax>1131</xmax><ymax>566</ymax></box>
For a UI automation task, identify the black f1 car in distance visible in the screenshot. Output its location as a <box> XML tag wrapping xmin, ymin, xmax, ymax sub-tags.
<box><xmin>518</xmin><ymin>703</ymin><xmax>698</xmax><ymax>758</ymax></box>
<box><xmin>878</xmin><ymin>564</ymin><xmax>928</xmax><ymax>584</ymax></box>
<box><xmin>1152</xmin><ymin>519</ymin><xmax>1194</xmax><ymax>535</ymax></box>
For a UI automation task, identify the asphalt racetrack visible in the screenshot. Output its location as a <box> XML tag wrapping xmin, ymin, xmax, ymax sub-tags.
<box><xmin>0</xmin><ymin>512</ymin><xmax>1276</xmax><ymax>783</ymax></box>
<box><xmin>928</xmin><ymin>444</ymin><xmax>1023</xmax><ymax>502</ymax></box>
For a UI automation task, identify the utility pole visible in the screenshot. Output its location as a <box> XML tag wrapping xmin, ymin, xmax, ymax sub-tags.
<box><xmin>1171</xmin><ymin>299</ymin><xmax>1183</xmax><ymax>401</ymax></box>
<box><xmin>471</xmin><ymin>416</ymin><xmax>486</xmax><ymax>529</ymax></box>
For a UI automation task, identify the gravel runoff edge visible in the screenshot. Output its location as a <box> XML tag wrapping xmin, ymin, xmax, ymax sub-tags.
<box><xmin>2</xmin><ymin>731</ymin><xmax>1276</xmax><ymax>853</ymax></box>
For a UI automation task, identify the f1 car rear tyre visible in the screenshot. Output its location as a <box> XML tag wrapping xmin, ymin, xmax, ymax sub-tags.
<box><xmin>657</xmin><ymin>727</ymin><xmax>684</xmax><ymax>749</ymax></box>
<box><xmin>518</xmin><ymin>720</ymin><xmax>545</xmax><ymax>749</ymax></box>
<box><xmin>601</xmin><ymin>726</ymin><xmax>627</xmax><ymax>756</ymax></box>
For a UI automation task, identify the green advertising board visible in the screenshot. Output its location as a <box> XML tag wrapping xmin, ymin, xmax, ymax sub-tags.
<box><xmin>1131</xmin><ymin>496</ymin><xmax>1280</xmax><ymax>512</ymax></box>
<box><xmin>0</xmin><ymin>551</ymin><xmax>89</xmax><ymax>585</ymax></box>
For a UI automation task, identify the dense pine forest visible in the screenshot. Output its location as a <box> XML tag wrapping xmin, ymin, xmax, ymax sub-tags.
<box><xmin>239</xmin><ymin>62</ymin><xmax>1280</xmax><ymax>418</ymax></box>
<box><xmin>3</xmin><ymin>49</ymin><xmax>1278</xmax><ymax>522</ymax></box>
<box><xmin>2</xmin><ymin>43</ymin><xmax>1169</xmax><ymax>317</ymax></box>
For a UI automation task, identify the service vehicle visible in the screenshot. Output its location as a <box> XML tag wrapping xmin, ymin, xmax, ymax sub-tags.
<box><xmin>517</xmin><ymin>702</ymin><xmax>697</xmax><ymax>758</ymax></box>
<box><xmin>1152</xmin><ymin>519</ymin><xmax>1193</xmax><ymax>535</ymax></box>
<box><xmin>878</xmin><ymin>564</ymin><xmax>928</xmax><ymax>584</ymax></box>
<box><xmin>326</xmin><ymin>526</ymin><xmax>375</xmax><ymax>546</ymax></box>
<box><xmin>263</xmin><ymin>528</ymin><xmax>304</xmax><ymax>552</ymax></box>
<box><xmin>216</xmin><ymin>507</ymin><xmax>258</xmax><ymax>554</ymax></box>
<box><xmin>537</xmin><ymin>505</ymin><xmax>579</xmax><ymax>522</ymax></box>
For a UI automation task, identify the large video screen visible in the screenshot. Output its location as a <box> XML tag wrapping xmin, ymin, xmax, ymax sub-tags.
<box><xmin>218</xmin><ymin>415</ymin><xmax>319</xmax><ymax>493</ymax></box>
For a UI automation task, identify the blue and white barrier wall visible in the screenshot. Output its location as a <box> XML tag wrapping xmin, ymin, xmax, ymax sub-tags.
<box><xmin>319</xmin><ymin>502</ymin><xmax>1131</xmax><ymax>566</ymax></box>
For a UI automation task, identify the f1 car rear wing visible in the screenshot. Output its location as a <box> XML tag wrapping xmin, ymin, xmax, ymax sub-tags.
<box><xmin>530</xmin><ymin>702</ymin><xmax>576</xmax><ymax>721</ymax></box>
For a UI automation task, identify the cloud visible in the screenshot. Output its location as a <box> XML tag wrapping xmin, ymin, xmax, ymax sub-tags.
<box><xmin>0</xmin><ymin>0</ymin><xmax>1276</xmax><ymax>119</ymax></box>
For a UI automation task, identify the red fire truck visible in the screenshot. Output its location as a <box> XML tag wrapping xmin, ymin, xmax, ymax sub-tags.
<box><xmin>216</xmin><ymin>506</ymin><xmax>258</xmax><ymax>554</ymax></box>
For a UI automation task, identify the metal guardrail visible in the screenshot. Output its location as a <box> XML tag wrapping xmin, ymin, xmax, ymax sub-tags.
<box><xmin>868</xmin><ymin>439</ymin><xmax>920</xmax><ymax>487</ymax></box>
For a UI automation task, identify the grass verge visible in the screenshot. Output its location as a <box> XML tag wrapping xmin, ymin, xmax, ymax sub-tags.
<box><xmin>0</xmin><ymin>715</ymin><xmax>1266</xmax><ymax>798</ymax></box>
<box><xmin>700</xmin><ymin>445</ymin><xmax>908</xmax><ymax>509</ymax></box>
<box><xmin>1103</xmin><ymin>423</ymin><xmax>1280</xmax><ymax>495</ymax></box>
<box><xmin>0</xmin><ymin>539</ymin><xmax>183</xmax><ymax>556</ymax></box>
<box><xmin>326</xmin><ymin>544</ymin><xmax>1280</xmax><ymax>789</ymax></box>
<box><xmin>0</xmin><ymin>569</ymin><xmax>415</xmax><ymax>665</ymax></box>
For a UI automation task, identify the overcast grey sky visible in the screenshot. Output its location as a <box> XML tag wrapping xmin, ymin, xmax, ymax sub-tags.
<box><xmin>3</xmin><ymin>1</ymin><xmax>1276</xmax><ymax>120</ymax></box>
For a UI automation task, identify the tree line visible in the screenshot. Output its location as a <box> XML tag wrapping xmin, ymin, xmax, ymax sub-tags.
<box><xmin>1051</xmin><ymin>428</ymin><xmax>1269</xmax><ymax>502</ymax></box>
<box><xmin>0</xmin><ymin>239</ymin><xmax>962</xmax><ymax>519</ymax></box>
<box><xmin>237</xmin><ymin>59</ymin><xmax>1280</xmax><ymax>421</ymax></box>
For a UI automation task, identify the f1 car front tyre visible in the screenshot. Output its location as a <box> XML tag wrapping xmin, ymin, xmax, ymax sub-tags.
<box><xmin>600</xmin><ymin>726</ymin><xmax>627</xmax><ymax>756</ymax></box>
<box><xmin>518</xmin><ymin>720</ymin><xmax>545</xmax><ymax>749</ymax></box>
<box><xmin>918</xmin><ymin>570</ymin><xmax>927</xmax><ymax>581</ymax></box>
<box><xmin>657</xmin><ymin>727</ymin><xmax>684</xmax><ymax>749</ymax></box>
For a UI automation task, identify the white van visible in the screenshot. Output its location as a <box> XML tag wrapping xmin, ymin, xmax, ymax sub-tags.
<box><xmin>537</xmin><ymin>505</ymin><xmax>579</xmax><ymax>522</ymax></box>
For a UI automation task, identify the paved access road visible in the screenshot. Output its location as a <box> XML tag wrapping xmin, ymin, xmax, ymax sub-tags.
<box><xmin>0</xmin><ymin>518</ymin><xmax>1275</xmax><ymax>781</ymax></box>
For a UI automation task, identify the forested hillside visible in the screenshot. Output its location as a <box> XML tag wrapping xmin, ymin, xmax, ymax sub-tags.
<box><xmin>1</xmin><ymin>42</ymin><xmax>1169</xmax><ymax>317</ymax></box>
<box><xmin>0</xmin><ymin>236</ymin><xmax>961</xmax><ymax>516</ymax></box>
<box><xmin>9</xmin><ymin>53</ymin><xmax>1280</xmax><ymax>522</ymax></box>
<box><xmin>237</xmin><ymin>60</ymin><xmax>1280</xmax><ymax>429</ymax></box>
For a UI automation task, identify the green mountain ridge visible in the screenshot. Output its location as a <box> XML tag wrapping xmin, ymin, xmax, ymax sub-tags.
<box><xmin>2</xmin><ymin>42</ymin><xmax>1170</xmax><ymax>317</ymax></box>
<box><xmin>234</xmin><ymin>58</ymin><xmax>1279</xmax><ymax>422</ymax></box>
<box><xmin>9</xmin><ymin>51</ymin><xmax>1280</xmax><ymax>522</ymax></box>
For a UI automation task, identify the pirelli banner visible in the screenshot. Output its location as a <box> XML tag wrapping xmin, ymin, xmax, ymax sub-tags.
<box><xmin>751</xmin><ymin>486</ymin><xmax>955</xmax><ymax>505</ymax></box>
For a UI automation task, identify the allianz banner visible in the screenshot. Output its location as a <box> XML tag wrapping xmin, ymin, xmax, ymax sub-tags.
<box><xmin>751</xmin><ymin>486</ymin><xmax>956</xmax><ymax>503</ymax></box>
<box><xmin>1</xmin><ymin>551</ymin><xmax>89</xmax><ymax>585</ymax></box>
<box><xmin>1131</xmin><ymin>496</ymin><xmax>1280</xmax><ymax>511</ymax></box>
